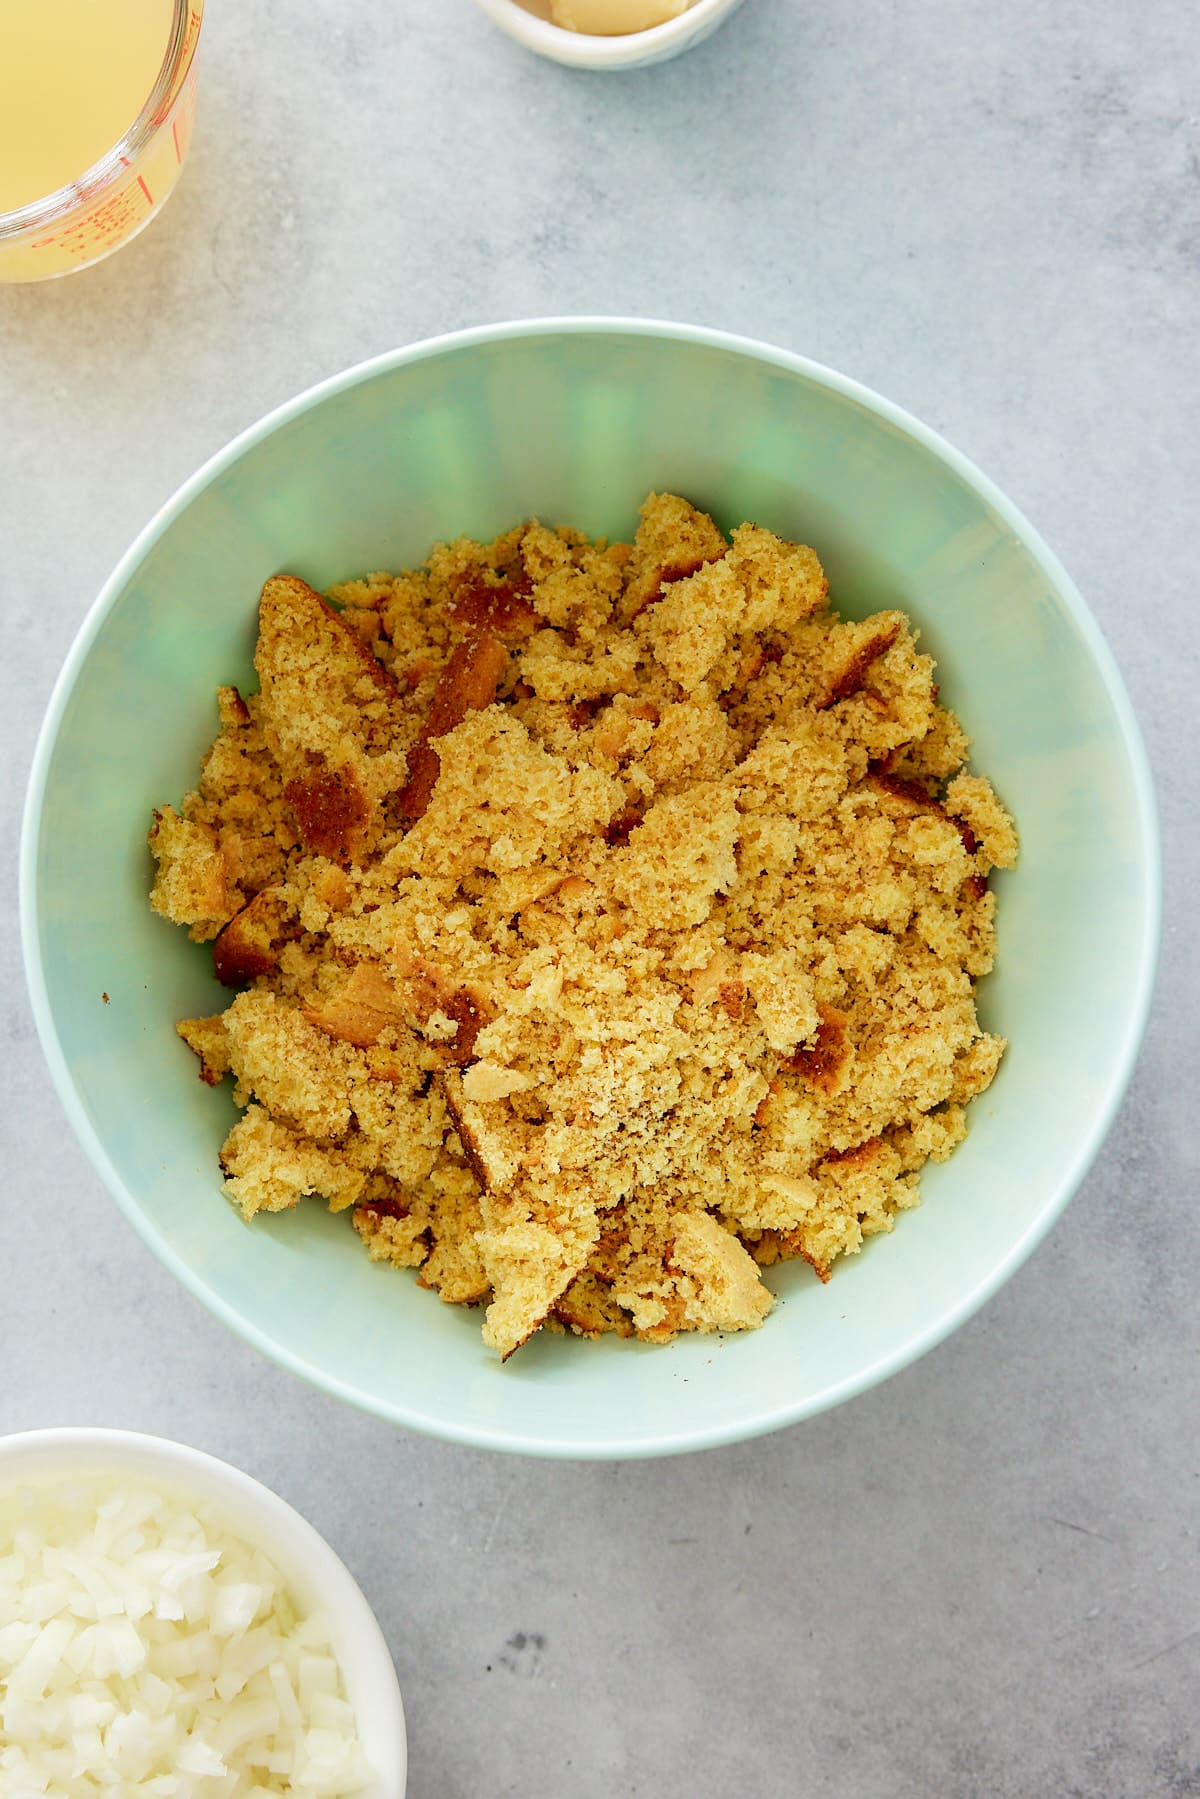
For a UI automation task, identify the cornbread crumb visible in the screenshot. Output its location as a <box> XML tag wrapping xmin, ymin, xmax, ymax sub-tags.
<box><xmin>219</xmin><ymin>1104</ymin><xmax>367</xmax><ymax>1218</ymax></box>
<box><xmin>177</xmin><ymin>1013</ymin><xmax>230</xmax><ymax>1086</ymax></box>
<box><xmin>671</xmin><ymin>1212</ymin><xmax>774</xmax><ymax>1333</ymax></box>
<box><xmin>149</xmin><ymin>808</ymin><xmax>232</xmax><ymax>941</ymax></box>
<box><xmin>945</xmin><ymin>772</ymin><xmax>1020</xmax><ymax>868</ymax></box>
<box><xmin>150</xmin><ymin>495</ymin><xmax>1016</xmax><ymax>1359</ymax></box>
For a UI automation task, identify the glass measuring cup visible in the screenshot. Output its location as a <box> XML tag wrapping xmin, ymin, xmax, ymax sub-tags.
<box><xmin>0</xmin><ymin>0</ymin><xmax>204</xmax><ymax>284</ymax></box>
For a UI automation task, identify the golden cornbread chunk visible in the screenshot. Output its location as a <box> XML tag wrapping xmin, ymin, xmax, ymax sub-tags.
<box><xmin>149</xmin><ymin>495</ymin><xmax>1017</xmax><ymax>1360</ymax></box>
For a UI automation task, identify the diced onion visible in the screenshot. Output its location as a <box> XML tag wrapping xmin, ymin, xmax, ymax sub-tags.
<box><xmin>0</xmin><ymin>1477</ymin><xmax>374</xmax><ymax>1797</ymax></box>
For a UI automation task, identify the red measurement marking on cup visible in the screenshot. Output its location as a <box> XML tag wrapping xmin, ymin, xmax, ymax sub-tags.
<box><xmin>120</xmin><ymin>156</ymin><xmax>153</xmax><ymax>206</ymax></box>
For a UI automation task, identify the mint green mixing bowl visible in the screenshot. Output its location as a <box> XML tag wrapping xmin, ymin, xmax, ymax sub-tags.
<box><xmin>21</xmin><ymin>321</ymin><xmax>1159</xmax><ymax>1457</ymax></box>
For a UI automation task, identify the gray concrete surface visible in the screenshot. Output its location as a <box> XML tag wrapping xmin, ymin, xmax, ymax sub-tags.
<box><xmin>2</xmin><ymin>2</ymin><xmax>1197</xmax><ymax>1793</ymax></box>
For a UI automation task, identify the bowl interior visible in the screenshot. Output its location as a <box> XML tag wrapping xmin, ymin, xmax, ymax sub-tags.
<box><xmin>23</xmin><ymin>323</ymin><xmax>1157</xmax><ymax>1456</ymax></box>
<box><xmin>0</xmin><ymin>1430</ymin><xmax>406</xmax><ymax>1796</ymax></box>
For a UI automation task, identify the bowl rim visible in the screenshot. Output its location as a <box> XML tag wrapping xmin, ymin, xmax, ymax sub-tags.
<box><xmin>0</xmin><ymin>1425</ymin><xmax>407</xmax><ymax>1795</ymax></box>
<box><xmin>19</xmin><ymin>316</ymin><xmax>1162</xmax><ymax>1458</ymax></box>
<box><xmin>469</xmin><ymin>0</ymin><xmax>742</xmax><ymax>69</ymax></box>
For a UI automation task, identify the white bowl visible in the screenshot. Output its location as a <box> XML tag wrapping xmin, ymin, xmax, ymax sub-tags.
<box><xmin>470</xmin><ymin>0</ymin><xmax>745</xmax><ymax>69</ymax></box>
<box><xmin>0</xmin><ymin>1428</ymin><xmax>407</xmax><ymax>1798</ymax></box>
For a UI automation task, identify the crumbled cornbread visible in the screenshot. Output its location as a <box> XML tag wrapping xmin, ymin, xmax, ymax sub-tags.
<box><xmin>149</xmin><ymin>494</ymin><xmax>1016</xmax><ymax>1359</ymax></box>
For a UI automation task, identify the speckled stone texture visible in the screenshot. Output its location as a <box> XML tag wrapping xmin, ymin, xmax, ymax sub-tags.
<box><xmin>1</xmin><ymin>2</ymin><xmax>1197</xmax><ymax>1794</ymax></box>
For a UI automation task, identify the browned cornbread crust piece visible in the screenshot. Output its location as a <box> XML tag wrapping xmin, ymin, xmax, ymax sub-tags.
<box><xmin>149</xmin><ymin>495</ymin><xmax>1017</xmax><ymax>1359</ymax></box>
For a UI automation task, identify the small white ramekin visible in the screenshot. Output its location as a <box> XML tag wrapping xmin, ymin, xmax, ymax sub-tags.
<box><xmin>470</xmin><ymin>0</ymin><xmax>746</xmax><ymax>69</ymax></box>
<box><xmin>0</xmin><ymin>1428</ymin><xmax>407</xmax><ymax>1798</ymax></box>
